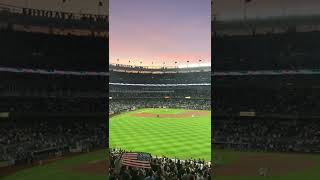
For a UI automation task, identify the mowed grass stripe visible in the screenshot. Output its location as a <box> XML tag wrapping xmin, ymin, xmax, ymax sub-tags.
<box><xmin>109</xmin><ymin>108</ymin><xmax>211</xmax><ymax>160</ymax></box>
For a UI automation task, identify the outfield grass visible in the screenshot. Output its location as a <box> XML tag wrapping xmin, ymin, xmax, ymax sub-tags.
<box><xmin>214</xmin><ymin>150</ymin><xmax>320</xmax><ymax>180</ymax></box>
<box><xmin>3</xmin><ymin>150</ymin><xmax>107</xmax><ymax>180</ymax></box>
<box><xmin>109</xmin><ymin>108</ymin><xmax>211</xmax><ymax>161</ymax></box>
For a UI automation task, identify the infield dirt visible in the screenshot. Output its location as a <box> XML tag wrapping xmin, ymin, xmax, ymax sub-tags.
<box><xmin>131</xmin><ymin>110</ymin><xmax>209</xmax><ymax>118</ymax></box>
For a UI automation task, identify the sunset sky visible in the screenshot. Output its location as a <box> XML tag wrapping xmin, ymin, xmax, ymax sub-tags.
<box><xmin>109</xmin><ymin>0</ymin><xmax>211</xmax><ymax>67</ymax></box>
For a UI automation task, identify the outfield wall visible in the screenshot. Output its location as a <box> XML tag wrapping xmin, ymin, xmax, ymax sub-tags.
<box><xmin>110</xmin><ymin>103</ymin><xmax>211</xmax><ymax>117</ymax></box>
<box><xmin>0</xmin><ymin>160</ymin><xmax>14</xmax><ymax>168</ymax></box>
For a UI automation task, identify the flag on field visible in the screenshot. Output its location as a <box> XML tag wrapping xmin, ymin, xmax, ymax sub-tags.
<box><xmin>121</xmin><ymin>152</ymin><xmax>151</xmax><ymax>169</ymax></box>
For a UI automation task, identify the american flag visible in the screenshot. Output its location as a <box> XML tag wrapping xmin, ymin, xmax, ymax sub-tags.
<box><xmin>121</xmin><ymin>152</ymin><xmax>151</xmax><ymax>169</ymax></box>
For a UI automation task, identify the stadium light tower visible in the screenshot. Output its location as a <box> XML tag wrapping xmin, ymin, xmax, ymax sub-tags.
<box><xmin>212</xmin><ymin>0</ymin><xmax>218</xmax><ymax>38</ymax></box>
<box><xmin>242</xmin><ymin>0</ymin><xmax>252</xmax><ymax>22</ymax></box>
<box><xmin>24</xmin><ymin>0</ymin><xmax>29</xmax><ymax>8</ymax></box>
<box><xmin>241</xmin><ymin>0</ymin><xmax>256</xmax><ymax>35</ymax></box>
<box><xmin>280</xmin><ymin>0</ymin><xmax>287</xmax><ymax>17</ymax></box>
<box><xmin>98</xmin><ymin>1</ymin><xmax>103</xmax><ymax>15</ymax></box>
<box><xmin>61</xmin><ymin>0</ymin><xmax>67</xmax><ymax>12</ymax></box>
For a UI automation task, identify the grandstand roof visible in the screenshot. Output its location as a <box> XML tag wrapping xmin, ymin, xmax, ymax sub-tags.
<box><xmin>109</xmin><ymin>64</ymin><xmax>211</xmax><ymax>74</ymax></box>
<box><xmin>0</xmin><ymin>0</ymin><xmax>108</xmax><ymax>15</ymax></box>
<box><xmin>0</xmin><ymin>2</ymin><xmax>108</xmax><ymax>35</ymax></box>
<box><xmin>214</xmin><ymin>15</ymin><xmax>320</xmax><ymax>35</ymax></box>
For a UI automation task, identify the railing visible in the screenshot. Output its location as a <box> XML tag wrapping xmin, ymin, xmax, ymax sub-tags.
<box><xmin>0</xmin><ymin>67</ymin><xmax>108</xmax><ymax>76</ymax></box>
<box><xmin>0</xmin><ymin>90</ymin><xmax>107</xmax><ymax>98</ymax></box>
<box><xmin>214</xmin><ymin>15</ymin><xmax>320</xmax><ymax>35</ymax></box>
<box><xmin>0</xmin><ymin>3</ymin><xmax>22</xmax><ymax>14</ymax></box>
<box><xmin>109</xmin><ymin>83</ymin><xmax>211</xmax><ymax>86</ymax></box>
<box><xmin>214</xmin><ymin>69</ymin><xmax>320</xmax><ymax>76</ymax></box>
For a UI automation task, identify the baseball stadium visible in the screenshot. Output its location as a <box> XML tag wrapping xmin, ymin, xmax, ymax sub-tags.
<box><xmin>212</xmin><ymin>0</ymin><xmax>320</xmax><ymax>179</ymax></box>
<box><xmin>109</xmin><ymin>64</ymin><xmax>212</xmax><ymax>179</ymax></box>
<box><xmin>0</xmin><ymin>2</ymin><xmax>108</xmax><ymax>179</ymax></box>
<box><xmin>108</xmin><ymin>0</ymin><xmax>211</xmax><ymax>179</ymax></box>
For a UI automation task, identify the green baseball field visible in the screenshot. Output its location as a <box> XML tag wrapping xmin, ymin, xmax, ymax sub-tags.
<box><xmin>214</xmin><ymin>150</ymin><xmax>320</xmax><ymax>180</ymax></box>
<box><xmin>2</xmin><ymin>150</ymin><xmax>107</xmax><ymax>180</ymax></box>
<box><xmin>109</xmin><ymin>108</ymin><xmax>211</xmax><ymax>161</ymax></box>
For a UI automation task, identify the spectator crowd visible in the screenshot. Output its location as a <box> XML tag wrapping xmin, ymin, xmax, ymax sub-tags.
<box><xmin>213</xmin><ymin>118</ymin><xmax>320</xmax><ymax>153</ymax></box>
<box><xmin>109</xmin><ymin>149</ymin><xmax>211</xmax><ymax>180</ymax></box>
<box><xmin>109</xmin><ymin>99</ymin><xmax>210</xmax><ymax>115</ymax></box>
<box><xmin>0</xmin><ymin>120</ymin><xmax>107</xmax><ymax>165</ymax></box>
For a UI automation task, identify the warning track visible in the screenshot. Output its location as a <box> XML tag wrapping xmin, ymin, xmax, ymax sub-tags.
<box><xmin>131</xmin><ymin>110</ymin><xmax>209</xmax><ymax>118</ymax></box>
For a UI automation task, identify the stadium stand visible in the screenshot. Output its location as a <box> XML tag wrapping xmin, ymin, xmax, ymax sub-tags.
<box><xmin>212</xmin><ymin>16</ymin><xmax>320</xmax><ymax>153</ymax></box>
<box><xmin>213</xmin><ymin>32</ymin><xmax>320</xmax><ymax>71</ymax></box>
<box><xmin>0</xmin><ymin>27</ymin><xmax>107</xmax><ymax>71</ymax></box>
<box><xmin>0</xmin><ymin>3</ymin><xmax>108</xmax><ymax>172</ymax></box>
<box><xmin>109</xmin><ymin>65</ymin><xmax>211</xmax><ymax>179</ymax></box>
<box><xmin>109</xmin><ymin>65</ymin><xmax>211</xmax><ymax>115</ymax></box>
<box><xmin>109</xmin><ymin>149</ymin><xmax>211</xmax><ymax>180</ymax></box>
